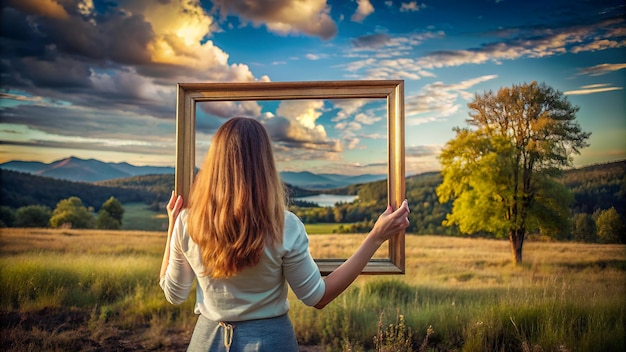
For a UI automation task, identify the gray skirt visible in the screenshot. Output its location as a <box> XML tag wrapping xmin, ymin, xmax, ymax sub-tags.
<box><xmin>186</xmin><ymin>313</ymin><xmax>299</xmax><ymax>352</ymax></box>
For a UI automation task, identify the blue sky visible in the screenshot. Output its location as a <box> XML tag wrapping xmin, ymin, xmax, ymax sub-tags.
<box><xmin>0</xmin><ymin>0</ymin><xmax>624</xmax><ymax>176</ymax></box>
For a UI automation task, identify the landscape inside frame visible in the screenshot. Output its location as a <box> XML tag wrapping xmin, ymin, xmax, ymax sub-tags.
<box><xmin>196</xmin><ymin>98</ymin><xmax>389</xmax><ymax>261</ymax></box>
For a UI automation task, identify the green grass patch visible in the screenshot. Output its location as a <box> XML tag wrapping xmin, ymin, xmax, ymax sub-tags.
<box><xmin>120</xmin><ymin>202</ymin><xmax>167</xmax><ymax>231</ymax></box>
<box><xmin>304</xmin><ymin>222</ymin><xmax>353</xmax><ymax>234</ymax></box>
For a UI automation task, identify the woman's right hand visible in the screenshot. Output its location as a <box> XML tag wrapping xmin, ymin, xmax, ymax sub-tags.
<box><xmin>314</xmin><ymin>199</ymin><xmax>411</xmax><ymax>309</ymax></box>
<box><xmin>166</xmin><ymin>191</ymin><xmax>184</xmax><ymax>230</ymax></box>
<box><xmin>368</xmin><ymin>199</ymin><xmax>410</xmax><ymax>245</ymax></box>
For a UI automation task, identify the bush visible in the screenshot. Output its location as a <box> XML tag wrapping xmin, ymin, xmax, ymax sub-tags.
<box><xmin>595</xmin><ymin>207</ymin><xmax>625</xmax><ymax>243</ymax></box>
<box><xmin>0</xmin><ymin>206</ymin><xmax>16</xmax><ymax>227</ymax></box>
<box><xmin>96</xmin><ymin>210</ymin><xmax>121</xmax><ymax>230</ymax></box>
<box><xmin>572</xmin><ymin>213</ymin><xmax>597</xmax><ymax>242</ymax></box>
<box><xmin>100</xmin><ymin>197</ymin><xmax>124</xmax><ymax>224</ymax></box>
<box><xmin>49</xmin><ymin>197</ymin><xmax>95</xmax><ymax>229</ymax></box>
<box><xmin>15</xmin><ymin>205</ymin><xmax>52</xmax><ymax>228</ymax></box>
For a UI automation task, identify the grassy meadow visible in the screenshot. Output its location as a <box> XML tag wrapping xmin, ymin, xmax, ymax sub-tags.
<box><xmin>1</xmin><ymin>227</ymin><xmax>624</xmax><ymax>351</ymax></box>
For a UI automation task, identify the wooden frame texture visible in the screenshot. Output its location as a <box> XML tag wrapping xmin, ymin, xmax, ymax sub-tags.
<box><xmin>175</xmin><ymin>80</ymin><xmax>405</xmax><ymax>275</ymax></box>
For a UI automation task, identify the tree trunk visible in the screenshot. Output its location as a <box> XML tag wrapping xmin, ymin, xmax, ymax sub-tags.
<box><xmin>509</xmin><ymin>229</ymin><xmax>524</xmax><ymax>265</ymax></box>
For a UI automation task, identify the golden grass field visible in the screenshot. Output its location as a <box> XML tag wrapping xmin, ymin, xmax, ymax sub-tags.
<box><xmin>1</xmin><ymin>228</ymin><xmax>624</xmax><ymax>351</ymax></box>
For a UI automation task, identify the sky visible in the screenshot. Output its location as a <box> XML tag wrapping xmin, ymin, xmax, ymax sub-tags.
<box><xmin>0</xmin><ymin>0</ymin><xmax>624</xmax><ymax>176</ymax></box>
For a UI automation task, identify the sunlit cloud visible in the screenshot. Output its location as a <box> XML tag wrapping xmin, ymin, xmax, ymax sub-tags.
<box><xmin>352</xmin><ymin>0</ymin><xmax>374</xmax><ymax>23</ymax></box>
<box><xmin>577</xmin><ymin>63</ymin><xmax>626</xmax><ymax>76</ymax></box>
<box><xmin>564</xmin><ymin>84</ymin><xmax>623</xmax><ymax>95</ymax></box>
<box><xmin>5</xmin><ymin>0</ymin><xmax>69</xmax><ymax>19</ymax></box>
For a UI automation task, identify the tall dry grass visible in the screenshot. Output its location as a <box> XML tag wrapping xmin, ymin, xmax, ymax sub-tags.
<box><xmin>1</xmin><ymin>228</ymin><xmax>624</xmax><ymax>351</ymax></box>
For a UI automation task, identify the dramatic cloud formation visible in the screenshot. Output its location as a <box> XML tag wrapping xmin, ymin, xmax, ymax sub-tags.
<box><xmin>1</xmin><ymin>0</ymin><xmax>623</xmax><ymax>172</ymax></box>
<box><xmin>345</xmin><ymin>17</ymin><xmax>625</xmax><ymax>81</ymax></box>
<box><xmin>1</xmin><ymin>0</ymin><xmax>262</xmax><ymax>112</ymax></box>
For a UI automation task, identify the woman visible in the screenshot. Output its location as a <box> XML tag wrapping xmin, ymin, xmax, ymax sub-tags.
<box><xmin>160</xmin><ymin>117</ymin><xmax>410</xmax><ymax>351</ymax></box>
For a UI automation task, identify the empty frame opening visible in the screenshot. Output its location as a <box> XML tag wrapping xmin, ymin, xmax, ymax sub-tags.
<box><xmin>175</xmin><ymin>80</ymin><xmax>405</xmax><ymax>275</ymax></box>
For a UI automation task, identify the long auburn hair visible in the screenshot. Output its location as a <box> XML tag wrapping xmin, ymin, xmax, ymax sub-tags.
<box><xmin>187</xmin><ymin>117</ymin><xmax>285</xmax><ymax>279</ymax></box>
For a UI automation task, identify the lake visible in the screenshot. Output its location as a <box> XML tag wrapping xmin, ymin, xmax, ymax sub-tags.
<box><xmin>293</xmin><ymin>194</ymin><xmax>358</xmax><ymax>207</ymax></box>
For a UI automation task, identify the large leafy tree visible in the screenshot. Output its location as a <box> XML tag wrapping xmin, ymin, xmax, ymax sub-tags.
<box><xmin>437</xmin><ymin>81</ymin><xmax>590</xmax><ymax>265</ymax></box>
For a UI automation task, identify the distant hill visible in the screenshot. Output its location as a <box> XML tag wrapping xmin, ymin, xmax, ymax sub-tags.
<box><xmin>0</xmin><ymin>157</ymin><xmax>385</xmax><ymax>189</ymax></box>
<box><xmin>0</xmin><ymin>169</ymin><xmax>154</xmax><ymax>210</ymax></box>
<box><xmin>97</xmin><ymin>174</ymin><xmax>317</xmax><ymax>199</ymax></box>
<box><xmin>280</xmin><ymin>171</ymin><xmax>385</xmax><ymax>189</ymax></box>
<box><xmin>2</xmin><ymin>159</ymin><xmax>623</xmax><ymax>235</ymax></box>
<box><xmin>559</xmin><ymin>160</ymin><xmax>625</xmax><ymax>215</ymax></box>
<box><xmin>0</xmin><ymin>170</ymin><xmax>319</xmax><ymax>211</ymax></box>
<box><xmin>0</xmin><ymin>157</ymin><xmax>175</xmax><ymax>183</ymax></box>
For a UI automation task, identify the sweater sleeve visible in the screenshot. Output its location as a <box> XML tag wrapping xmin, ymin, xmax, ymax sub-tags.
<box><xmin>282</xmin><ymin>214</ymin><xmax>325</xmax><ymax>307</ymax></box>
<box><xmin>159</xmin><ymin>214</ymin><xmax>195</xmax><ymax>305</ymax></box>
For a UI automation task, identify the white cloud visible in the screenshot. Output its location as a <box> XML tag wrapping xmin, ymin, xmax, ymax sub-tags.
<box><xmin>347</xmin><ymin>138</ymin><xmax>361</xmax><ymax>150</ymax></box>
<box><xmin>400</xmin><ymin>1</ymin><xmax>426</xmax><ymax>12</ymax></box>
<box><xmin>406</xmin><ymin>145</ymin><xmax>441</xmax><ymax>158</ymax></box>
<box><xmin>305</xmin><ymin>53</ymin><xmax>328</xmax><ymax>60</ymax></box>
<box><xmin>330</xmin><ymin>99</ymin><xmax>371</xmax><ymax>122</ymax></box>
<box><xmin>405</xmin><ymin>75</ymin><xmax>498</xmax><ymax>122</ymax></box>
<box><xmin>354</xmin><ymin>112</ymin><xmax>381</xmax><ymax>125</ymax></box>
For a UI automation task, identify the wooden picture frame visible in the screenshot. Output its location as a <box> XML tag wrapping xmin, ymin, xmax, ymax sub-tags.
<box><xmin>175</xmin><ymin>80</ymin><xmax>405</xmax><ymax>275</ymax></box>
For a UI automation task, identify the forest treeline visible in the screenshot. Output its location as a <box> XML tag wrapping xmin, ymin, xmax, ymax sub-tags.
<box><xmin>1</xmin><ymin>160</ymin><xmax>624</xmax><ymax>239</ymax></box>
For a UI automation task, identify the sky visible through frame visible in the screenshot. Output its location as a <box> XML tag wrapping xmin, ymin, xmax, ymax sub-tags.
<box><xmin>0</xmin><ymin>0</ymin><xmax>624</xmax><ymax>176</ymax></box>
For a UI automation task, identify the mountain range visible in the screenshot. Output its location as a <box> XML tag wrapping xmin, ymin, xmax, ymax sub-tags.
<box><xmin>0</xmin><ymin>157</ymin><xmax>385</xmax><ymax>189</ymax></box>
<box><xmin>0</xmin><ymin>157</ymin><xmax>175</xmax><ymax>183</ymax></box>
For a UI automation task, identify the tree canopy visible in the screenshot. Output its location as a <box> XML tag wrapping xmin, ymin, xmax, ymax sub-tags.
<box><xmin>437</xmin><ymin>81</ymin><xmax>590</xmax><ymax>264</ymax></box>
